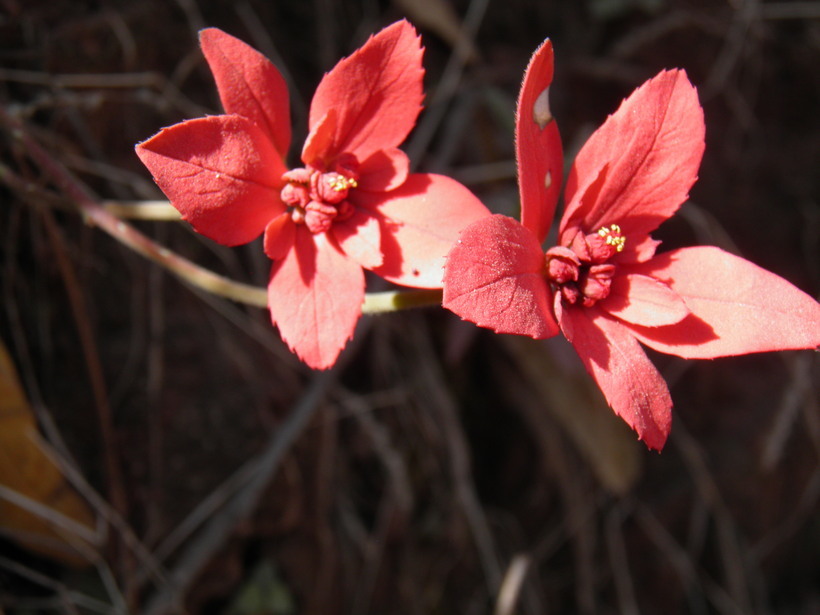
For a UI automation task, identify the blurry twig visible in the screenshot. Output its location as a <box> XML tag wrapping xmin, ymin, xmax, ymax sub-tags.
<box><xmin>37</xmin><ymin>206</ymin><xmax>127</xmax><ymax>521</ymax></box>
<box><xmin>634</xmin><ymin>504</ymin><xmax>745</xmax><ymax>615</ymax></box>
<box><xmin>1</xmin><ymin>105</ymin><xmax>445</xmax><ymax>328</ymax></box>
<box><xmin>567</xmin><ymin>58</ymin><xmax>650</xmax><ymax>87</ymax></box>
<box><xmin>605</xmin><ymin>504</ymin><xmax>640</xmax><ymax>615</ymax></box>
<box><xmin>142</xmin><ymin>356</ymin><xmax>354</xmax><ymax>615</ymax></box>
<box><xmin>611</xmin><ymin>11</ymin><xmax>726</xmax><ymax>59</ymax></box>
<box><xmin>701</xmin><ymin>0</ymin><xmax>760</xmax><ymax>99</ymax></box>
<box><xmin>0</xmin><ymin>68</ymin><xmax>204</xmax><ymax>118</ymax></box>
<box><xmin>413</xmin><ymin>325</ymin><xmax>503</xmax><ymax>593</ymax></box>
<box><xmin>762</xmin><ymin>354</ymin><xmax>816</xmax><ymax>469</ymax></box>
<box><xmin>235</xmin><ymin>0</ymin><xmax>309</xmax><ymax>143</ymax></box>
<box><xmin>17</xmin><ymin>175</ymin><xmax>135</xmax><ymax>598</ymax></box>
<box><xmin>172</xmin><ymin>0</ymin><xmax>206</xmax><ymax>34</ymax></box>
<box><xmin>540</xmin><ymin>414</ymin><xmax>597</xmax><ymax>615</ymax></box>
<box><xmin>339</xmin><ymin>391</ymin><xmax>414</xmax><ymax>615</ymax></box>
<box><xmin>0</xmin><ymin>69</ymin><xmax>179</xmax><ymax>89</ymax></box>
<box><xmin>494</xmin><ymin>554</ymin><xmax>531</xmax><ymax>615</ymax></box>
<box><xmin>0</xmin><ymin>107</ymin><xmax>266</xmax><ymax>306</ymax></box>
<box><xmin>491</xmin><ymin>354</ymin><xmax>608</xmax><ymax>614</ymax></box>
<box><xmin>406</xmin><ymin>0</ymin><xmax>491</xmax><ymax>166</ymax></box>
<box><xmin>311</xmin><ymin>403</ymin><xmax>339</xmax><ymax>612</ymax></box>
<box><xmin>182</xmin><ymin>285</ymin><xmax>301</xmax><ymax>367</ymax></box>
<box><xmin>670</xmin><ymin>422</ymin><xmax>756</xmax><ymax>614</ymax></box>
<box><xmin>36</xmin><ymin>429</ymin><xmax>171</xmax><ymax>599</ymax></box>
<box><xmin>759</xmin><ymin>1</ymin><xmax>820</xmax><ymax>19</ymax></box>
<box><xmin>501</xmin><ymin>337</ymin><xmax>643</xmax><ymax>494</ymax></box>
<box><xmin>750</xmin><ymin>466</ymin><xmax>820</xmax><ymax>561</ymax></box>
<box><xmin>0</xmin><ymin>151</ymin><xmax>269</xmax><ymax>308</ymax></box>
<box><xmin>344</xmin><ymin>396</ymin><xmax>413</xmax><ymax>513</ymax></box>
<box><xmin>100</xmin><ymin>200</ymin><xmax>181</xmax><ymax>220</ymax></box>
<box><xmin>450</xmin><ymin>160</ymin><xmax>517</xmax><ymax>186</ymax></box>
<box><xmin>394</xmin><ymin>0</ymin><xmax>480</xmax><ymax>62</ymax></box>
<box><xmin>677</xmin><ymin>201</ymin><xmax>742</xmax><ymax>255</ymax></box>
<box><xmin>0</xmin><ymin>485</ymin><xmax>98</xmax><ymax>546</ymax></box>
<box><xmin>0</xmin><ymin>151</ymin><xmax>440</xmax><ymax>316</ymax></box>
<box><xmin>0</xmin><ymin>555</ymin><xmax>122</xmax><ymax>615</ymax></box>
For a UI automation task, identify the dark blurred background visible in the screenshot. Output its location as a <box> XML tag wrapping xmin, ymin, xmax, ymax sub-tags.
<box><xmin>1</xmin><ymin>0</ymin><xmax>818</xmax><ymax>613</ymax></box>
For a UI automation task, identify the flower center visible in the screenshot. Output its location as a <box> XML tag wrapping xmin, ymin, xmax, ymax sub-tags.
<box><xmin>280</xmin><ymin>155</ymin><xmax>360</xmax><ymax>234</ymax></box>
<box><xmin>545</xmin><ymin>224</ymin><xmax>626</xmax><ymax>307</ymax></box>
<box><xmin>597</xmin><ymin>224</ymin><xmax>625</xmax><ymax>253</ymax></box>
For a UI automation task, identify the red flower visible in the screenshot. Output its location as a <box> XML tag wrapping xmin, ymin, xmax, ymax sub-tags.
<box><xmin>136</xmin><ymin>21</ymin><xmax>489</xmax><ymax>369</ymax></box>
<box><xmin>443</xmin><ymin>41</ymin><xmax>820</xmax><ymax>450</ymax></box>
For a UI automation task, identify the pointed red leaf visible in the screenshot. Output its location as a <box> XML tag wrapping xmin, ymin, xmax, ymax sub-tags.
<box><xmin>331</xmin><ymin>208</ymin><xmax>383</xmax><ymax>269</ymax></box>
<box><xmin>263</xmin><ymin>213</ymin><xmax>296</xmax><ymax>261</ymax></box>
<box><xmin>601</xmin><ymin>272</ymin><xmax>690</xmax><ymax>327</ymax></box>
<box><xmin>357</xmin><ymin>147</ymin><xmax>410</xmax><ymax>192</ymax></box>
<box><xmin>301</xmin><ymin>109</ymin><xmax>337</xmax><ymax>169</ymax></box>
<box><xmin>442</xmin><ymin>214</ymin><xmax>558</xmax><ymax>339</ymax></box>
<box><xmin>360</xmin><ymin>173</ymin><xmax>490</xmax><ymax>288</ymax></box>
<box><xmin>308</xmin><ymin>20</ymin><xmax>424</xmax><ymax>163</ymax></box>
<box><xmin>560</xmin><ymin>307</ymin><xmax>672</xmax><ymax>450</ymax></box>
<box><xmin>200</xmin><ymin>28</ymin><xmax>291</xmax><ymax>156</ymax></box>
<box><xmin>516</xmin><ymin>38</ymin><xmax>563</xmax><ymax>243</ymax></box>
<box><xmin>267</xmin><ymin>229</ymin><xmax>364</xmax><ymax>369</ymax></box>
<box><xmin>135</xmin><ymin>115</ymin><xmax>286</xmax><ymax>246</ymax></box>
<box><xmin>560</xmin><ymin>70</ymin><xmax>704</xmax><ymax>249</ymax></box>
<box><xmin>624</xmin><ymin>246</ymin><xmax>820</xmax><ymax>358</ymax></box>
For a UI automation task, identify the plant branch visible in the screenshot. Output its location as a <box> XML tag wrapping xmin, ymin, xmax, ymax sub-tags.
<box><xmin>0</xmin><ymin>109</ymin><xmax>444</xmax><ymax>315</ymax></box>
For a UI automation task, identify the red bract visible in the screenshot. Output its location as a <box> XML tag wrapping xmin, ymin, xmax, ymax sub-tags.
<box><xmin>137</xmin><ymin>21</ymin><xmax>489</xmax><ymax>369</ymax></box>
<box><xmin>443</xmin><ymin>41</ymin><xmax>820</xmax><ymax>450</ymax></box>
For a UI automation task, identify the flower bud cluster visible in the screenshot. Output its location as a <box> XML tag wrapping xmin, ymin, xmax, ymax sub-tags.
<box><xmin>281</xmin><ymin>156</ymin><xmax>360</xmax><ymax>233</ymax></box>
<box><xmin>545</xmin><ymin>225</ymin><xmax>625</xmax><ymax>307</ymax></box>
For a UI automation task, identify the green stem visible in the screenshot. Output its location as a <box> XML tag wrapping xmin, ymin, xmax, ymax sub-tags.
<box><xmin>362</xmin><ymin>288</ymin><xmax>443</xmax><ymax>314</ymax></box>
<box><xmin>86</xmin><ymin>207</ymin><xmax>441</xmax><ymax>312</ymax></box>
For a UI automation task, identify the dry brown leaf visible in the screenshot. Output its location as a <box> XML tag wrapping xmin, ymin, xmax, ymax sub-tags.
<box><xmin>394</xmin><ymin>0</ymin><xmax>479</xmax><ymax>62</ymax></box>
<box><xmin>502</xmin><ymin>336</ymin><xmax>643</xmax><ymax>494</ymax></box>
<box><xmin>0</xmin><ymin>340</ymin><xmax>98</xmax><ymax>567</ymax></box>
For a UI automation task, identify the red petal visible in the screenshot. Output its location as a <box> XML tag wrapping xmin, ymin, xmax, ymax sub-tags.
<box><xmin>601</xmin><ymin>272</ymin><xmax>690</xmax><ymax>327</ymax></box>
<box><xmin>560</xmin><ymin>307</ymin><xmax>672</xmax><ymax>450</ymax></box>
<box><xmin>442</xmin><ymin>214</ymin><xmax>558</xmax><ymax>339</ymax></box>
<box><xmin>200</xmin><ymin>28</ymin><xmax>291</xmax><ymax>156</ymax></box>
<box><xmin>301</xmin><ymin>109</ymin><xmax>336</xmax><ymax>169</ymax></box>
<box><xmin>560</xmin><ymin>70</ymin><xmax>705</xmax><ymax>251</ymax></box>
<box><xmin>624</xmin><ymin>246</ymin><xmax>820</xmax><ymax>358</ymax></box>
<box><xmin>362</xmin><ymin>173</ymin><xmax>491</xmax><ymax>288</ymax></box>
<box><xmin>331</xmin><ymin>209</ymin><xmax>383</xmax><ymax>269</ymax></box>
<box><xmin>263</xmin><ymin>213</ymin><xmax>296</xmax><ymax>260</ymax></box>
<box><xmin>267</xmin><ymin>229</ymin><xmax>364</xmax><ymax>369</ymax></box>
<box><xmin>357</xmin><ymin>147</ymin><xmax>409</xmax><ymax>192</ymax></box>
<box><xmin>623</xmin><ymin>236</ymin><xmax>663</xmax><ymax>264</ymax></box>
<box><xmin>136</xmin><ymin>115</ymin><xmax>286</xmax><ymax>246</ymax></box>
<box><xmin>515</xmin><ymin>38</ymin><xmax>563</xmax><ymax>243</ymax></box>
<box><xmin>307</xmin><ymin>20</ymin><xmax>424</xmax><ymax>163</ymax></box>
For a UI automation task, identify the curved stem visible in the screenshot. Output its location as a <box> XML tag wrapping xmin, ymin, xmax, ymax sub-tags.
<box><xmin>362</xmin><ymin>288</ymin><xmax>443</xmax><ymax>314</ymax></box>
<box><xmin>82</xmin><ymin>201</ymin><xmax>447</xmax><ymax>311</ymax></box>
<box><xmin>85</xmin><ymin>203</ymin><xmax>442</xmax><ymax>313</ymax></box>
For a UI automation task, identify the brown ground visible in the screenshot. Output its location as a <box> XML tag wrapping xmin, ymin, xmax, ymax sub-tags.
<box><xmin>1</xmin><ymin>1</ymin><xmax>819</xmax><ymax>614</ymax></box>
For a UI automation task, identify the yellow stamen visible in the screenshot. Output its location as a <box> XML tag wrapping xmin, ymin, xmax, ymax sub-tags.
<box><xmin>597</xmin><ymin>224</ymin><xmax>626</xmax><ymax>252</ymax></box>
<box><xmin>330</xmin><ymin>175</ymin><xmax>357</xmax><ymax>191</ymax></box>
